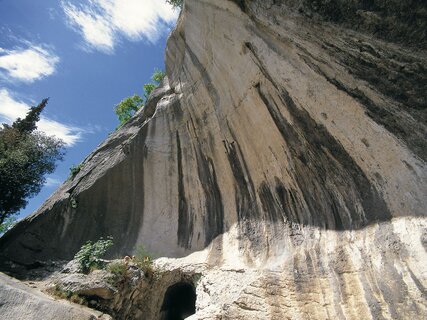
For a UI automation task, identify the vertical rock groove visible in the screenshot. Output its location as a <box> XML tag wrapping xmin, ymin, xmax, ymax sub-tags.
<box><xmin>194</xmin><ymin>149</ymin><xmax>224</xmax><ymax>246</ymax></box>
<box><xmin>176</xmin><ymin>132</ymin><xmax>193</xmax><ymax>249</ymax></box>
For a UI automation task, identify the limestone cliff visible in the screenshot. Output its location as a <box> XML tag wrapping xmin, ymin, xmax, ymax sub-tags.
<box><xmin>1</xmin><ymin>0</ymin><xmax>426</xmax><ymax>319</ymax></box>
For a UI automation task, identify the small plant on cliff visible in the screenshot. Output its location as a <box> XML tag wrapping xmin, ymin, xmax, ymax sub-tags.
<box><xmin>108</xmin><ymin>260</ymin><xmax>128</xmax><ymax>277</ymax></box>
<box><xmin>192</xmin><ymin>273</ymin><xmax>202</xmax><ymax>287</ymax></box>
<box><xmin>69</xmin><ymin>163</ymin><xmax>83</xmax><ymax>178</ymax></box>
<box><xmin>74</xmin><ymin>236</ymin><xmax>114</xmax><ymax>273</ymax></box>
<box><xmin>69</xmin><ymin>196</ymin><xmax>78</xmax><ymax>209</ymax></box>
<box><xmin>134</xmin><ymin>244</ymin><xmax>155</xmax><ymax>277</ymax></box>
<box><xmin>107</xmin><ymin>260</ymin><xmax>128</xmax><ymax>287</ymax></box>
<box><xmin>49</xmin><ymin>285</ymin><xmax>87</xmax><ymax>305</ymax></box>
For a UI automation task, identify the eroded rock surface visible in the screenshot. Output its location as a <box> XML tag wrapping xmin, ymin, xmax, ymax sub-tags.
<box><xmin>1</xmin><ymin>0</ymin><xmax>426</xmax><ymax>319</ymax></box>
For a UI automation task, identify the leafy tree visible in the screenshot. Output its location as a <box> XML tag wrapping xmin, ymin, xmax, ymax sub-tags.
<box><xmin>143</xmin><ymin>83</ymin><xmax>157</xmax><ymax>102</ymax></box>
<box><xmin>166</xmin><ymin>0</ymin><xmax>183</xmax><ymax>8</ymax></box>
<box><xmin>114</xmin><ymin>69</ymin><xmax>166</xmax><ymax>126</ymax></box>
<box><xmin>114</xmin><ymin>94</ymin><xmax>144</xmax><ymax>126</ymax></box>
<box><xmin>151</xmin><ymin>69</ymin><xmax>166</xmax><ymax>83</ymax></box>
<box><xmin>0</xmin><ymin>99</ymin><xmax>65</xmax><ymax>226</ymax></box>
<box><xmin>143</xmin><ymin>69</ymin><xmax>166</xmax><ymax>100</ymax></box>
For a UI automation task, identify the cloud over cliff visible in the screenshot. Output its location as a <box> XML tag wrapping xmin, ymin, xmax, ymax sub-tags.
<box><xmin>62</xmin><ymin>0</ymin><xmax>178</xmax><ymax>53</ymax></box>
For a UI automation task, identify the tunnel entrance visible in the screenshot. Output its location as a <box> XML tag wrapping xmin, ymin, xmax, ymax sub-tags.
<box><xmin>160</xmin><ymin>281</ymin><xmax>196</xmax><ymax>320</ymax></box>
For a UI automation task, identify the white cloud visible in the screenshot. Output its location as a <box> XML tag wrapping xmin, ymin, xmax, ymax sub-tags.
<box><xmin>63</xmin><ymin>3</ymin><xmax>114</xmax><ymax>52</ymax></box>
<box><xmin>45</xmin><ymin>177</ymin><xmax>61</xmax><ymax>187</ymax></box>
<box><xmin>0</xmin><ymin>46</ymin><xmax>59</xmax><ymax>82</ymax></box>
<box><xmin>62</xmin><ymin>0</ymin><xmax>178</xmax><ymax>52</ymax></box>
<box><xmin>0</xmin><ymin>89</ymin><xmax>83</xmax><ymax>146</ymax></box>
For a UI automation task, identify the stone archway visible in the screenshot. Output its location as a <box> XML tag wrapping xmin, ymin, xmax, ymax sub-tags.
<box><xmin>160</xmin><ymin>281</ymin><xmax>196</xmax><ymax>320</ymax></box>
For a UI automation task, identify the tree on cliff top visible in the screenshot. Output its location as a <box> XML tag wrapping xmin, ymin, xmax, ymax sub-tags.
<box><xmin>0</xmin><ymin>99</ymin><xmax>65</xmax><ymax>226</ymax></box>
<box><xmin>114</xmin><ymin>94</ymin><xmax>144</xmax><ymax>125</ymax></box>
<box><xmin>114</xmin><ymin>69</ymin><xmax>166</xmax><ymax>127</ymax></box>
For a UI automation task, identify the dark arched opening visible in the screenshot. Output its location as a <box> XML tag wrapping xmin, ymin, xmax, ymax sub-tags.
<box><xmin>160</xmin><ymin>282</ymin><xmax>196</xmax><ymax>320</ymax></box>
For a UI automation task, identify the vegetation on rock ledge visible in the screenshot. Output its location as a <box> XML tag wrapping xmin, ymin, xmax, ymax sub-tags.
<box><xmin>74</xmin><ymin>236</ymin><xmax>114</xmax><ymax>273</ymax></box>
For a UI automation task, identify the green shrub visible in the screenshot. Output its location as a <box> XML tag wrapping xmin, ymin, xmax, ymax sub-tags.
<box><xmin>69</xmin><ymin>163</ymin><xmax>83</xmax><ymax>178</ymax></box>
<box><xmin>70</xmin><ymin>197</ymin><xmax>77</xmax><ymax>209</ymax></box>
<box><xmin>74</xmin><ymin>236</ymin><xmax>113</xmax><ymax>273</ymax></box>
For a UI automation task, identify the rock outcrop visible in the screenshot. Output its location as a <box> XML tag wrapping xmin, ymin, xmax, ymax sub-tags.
<box><xmin>40</xmin><ymin>259</ymin><xmax>200</xmax><ymax>320</ymax></box>
<box><xmin>1</xmin><ymin>0</ymin><xmax>426</xmax><ymax>319</ymax></box>
<box><xmin>0</xmin><ymin>272</ymin><xmax>111</xmax><ymax>320</ymax></box>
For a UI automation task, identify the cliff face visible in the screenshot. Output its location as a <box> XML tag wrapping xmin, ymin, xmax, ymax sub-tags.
<box><xmin>1</xmin><ymin>0</ymin><xmax>426</xmax><ymax>319</ymax></box>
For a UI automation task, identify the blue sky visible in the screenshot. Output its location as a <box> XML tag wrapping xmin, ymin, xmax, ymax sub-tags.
<box><xmin>0</xmin><ymin>0</ymin><xmax>178</xmax><ymax>220</ymax></box>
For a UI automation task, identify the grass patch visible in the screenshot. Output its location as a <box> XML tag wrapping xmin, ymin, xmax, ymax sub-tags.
<box><xmin>134</xmin><ymin>244</ymin><xmax>155</xmax><ymax>277</ymax></box>
<box><xmin>48</xmin><ymin>285</ymin><xmax>87</xmax><ymax>305</ymax></box>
